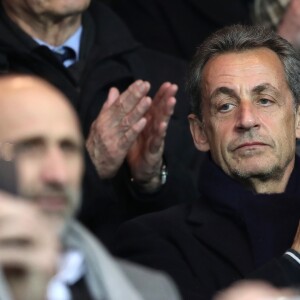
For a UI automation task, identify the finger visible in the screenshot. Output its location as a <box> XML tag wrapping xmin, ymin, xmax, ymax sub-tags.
<box><xmin>148</xmin><ymin>122</ymin><xmax>168</xmax><ymax>154</ymax></box>
<box><xmin>0</xmin><ymin>220</ymin><xmax>53</xmax><ymax>250</ymax></box>
<box><xmin>149</xmin><ymin>85</ymin><xmax>177</xmax><ymax>126</ymax></box>
<box><xmin>162</xmin><ymin>96</ymin><xmax>176</xmax><ymax>118</ymax></box>
<box><xmin>117</xmin><ymin>80</ymin><xmax>151</xmax><ymax>114</ymax></box>
<box><xmin>145</xmin><ymin>96</ymin><xmax>176</xmax><ymax>137</ymax></box>
<box><xmin>103</xmin><ymin>87</ymin><xmax>120</xmax><ymax>109</ymax></box>
<box><xmin>121</xmin><ymin>96</ymin><xmax>151</xmax><ymax>130</ymax></box>
<box><xmin>292</xmin><ymin>220</ymin><xmax>300</xmax><ymax>251</ymax></box>
<box><xmin>119</xmin><ymin>118</ymin><xmax>147</xmax><ymax>149</ymax></box>
<box><xmin>145</xmin><ymin>96</ymin><xmax>176</xmax><ymax>154</ymax></box>
<box><xmin>0</xmin><ymin>247</ymin><xmax>57</xmax><ymax>275</ymax></box>
<box><xmin>153</xmin><ymin>83</ymin><xmax>178</xmax><ymax>104</ymax></box>
<box><xmin>153</xmin><ymin>82</ymin><xmax>172</xmax><ymax>100</ymax></box>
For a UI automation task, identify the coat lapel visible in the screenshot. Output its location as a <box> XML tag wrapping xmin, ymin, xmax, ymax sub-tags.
<box><xmin>187</xmin><ymin>200</ymin><xmax>255</xmax><ymax>276</ymax></box>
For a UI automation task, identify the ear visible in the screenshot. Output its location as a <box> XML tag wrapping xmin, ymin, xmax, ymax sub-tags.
<box><xmin>188</xmin><ymin>114</ymin><xmax>210</xmax><ymax>152</ymax></box>
<box><xmin>295</xmin><ymin>106</ymin><xmax>300</xmax><ymax>139</ymax></box>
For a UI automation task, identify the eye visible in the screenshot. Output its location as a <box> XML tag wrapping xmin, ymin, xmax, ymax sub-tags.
<box><xmin>258</xmin><ymin>98</ymin><xmax>273</xmax><ymax>106</ymax></box>
<box><xmin>219</xmin><ymin>103</ymin><xmax>236</xmax><ymax>112</ymax></box>
<box><xmin>15</xmin><ymin>140</ymin><xmax>45</xmax><ymax>157</ymax></box>
<box><xmin>60</xmin><ymin>140</ymin><xmax>82</xmax><ymax>155</ymax></box>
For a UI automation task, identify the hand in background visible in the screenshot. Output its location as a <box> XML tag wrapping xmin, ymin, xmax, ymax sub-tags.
<box><xmin>86</xmin><ymin>80</ymin><xmax>152</xmax><ymax>179</ymax></box>
<box><xmin>277</xmin><ymin>0</ymin><xmax>300</xmax><ymax>48</ymax></box>
<box><xmin>86</xmin><ymin>80</ymin><xmax>177</xmax><ymax>192</ymax></box>
<box><xmin>127</xmin><ymin>82</ymin><xmax>177</xmax><ymax>192</ymax></box>
<box><xmin>0</xmin><ymin>192</ymin><xmax>59</xmax><ymax>300</ymax></box>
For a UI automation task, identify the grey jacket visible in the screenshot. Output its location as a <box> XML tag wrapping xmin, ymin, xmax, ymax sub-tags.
<box><xmin>0</xmin><ymin>221</ymin><xmax>180</xmax><ymax>300</ymax></box>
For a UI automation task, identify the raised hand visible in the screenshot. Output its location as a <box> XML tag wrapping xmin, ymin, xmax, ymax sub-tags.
<box><xmin>127</xmin><ymin>82</ymin><xmax>177</xmax><ymax>192</ymax></box>
<box><xmin>277</xmin><ymin>0</ymin><xmax>300</xmax><ymax>48</ymax></box>
<box><xmin>0</xmin><ymin>192</ymin><xmax>59</xmax><ymax>300</ymax></box>
<box><xmin>86</xmin><ymin>80</ymin><xmax>152</xmax><ymax>178</ymax></box>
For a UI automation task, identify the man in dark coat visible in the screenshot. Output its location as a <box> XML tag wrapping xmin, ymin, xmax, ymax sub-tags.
<box><xmin>114</xmin><ymin>25</ymin><xmax>300</xmax><ymax>299</ymax></box>
<box><xmin>0</xmin><ymin>0</ymin><xmax>201</xmax><ymax>246</ymax></box>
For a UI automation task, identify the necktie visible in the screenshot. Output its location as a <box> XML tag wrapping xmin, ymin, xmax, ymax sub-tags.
<box><xmin>53</xmin><ymin>46</ymin><xmax>76</xmax><ymax>64</ymax></box>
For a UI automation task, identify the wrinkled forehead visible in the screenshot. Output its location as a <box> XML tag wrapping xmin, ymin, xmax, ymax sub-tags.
<box><xmin>201</xmin><ymin>48</ymin><xmax>289</xmax><ymax>96</ymax></box>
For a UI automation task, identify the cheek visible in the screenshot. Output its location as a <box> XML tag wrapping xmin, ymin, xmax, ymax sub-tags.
<box><xmin>272</xmin><ymin>113</ymin><xmax>296</xmax><ymax>143</ymax></box>
<box><xmin>16</xmin><ymin>160</ymin><xmax>39</xmax><ymax>192</ymax></box>
<box><xmin>207</xmin><ymin>120</ymin><xmax>231</xmax><ymax>151</ymax></box>
<box><xmin>67</xmin><ymin>157</ymin><xmax>84</xmax><ymax>187</ymax></box>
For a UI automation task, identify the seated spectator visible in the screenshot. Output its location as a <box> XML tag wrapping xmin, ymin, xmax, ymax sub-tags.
<box><xmin>0</xmin><ymin>73</ymin><xmax>181</xmax><ymax>300</ymax></box>
<box><xmin>0</xmin><ymin>0</ymin><xmax>202</xmax><ymax>246</ymax></box>
<box><xmin>114</xmin><ymin>25</ymin><xmax>300</xmax><ymax>300</ymax></box>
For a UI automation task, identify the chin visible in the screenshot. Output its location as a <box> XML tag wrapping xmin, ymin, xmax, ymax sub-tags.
<box><xmin>42</xmin><ymin>212</ymin><xmax>67</xmax><ymax>234</ymax></box>
<box><xmin>231</xmin><ymin>163</ymin><xmax>284</xmax><ymax>182</ymax></box>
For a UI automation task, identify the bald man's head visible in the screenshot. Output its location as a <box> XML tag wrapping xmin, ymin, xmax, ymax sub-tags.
<box><xmin>0</xmin><ymin>74</ymin><xmax>84</xmax><ymax>233</ymax></box>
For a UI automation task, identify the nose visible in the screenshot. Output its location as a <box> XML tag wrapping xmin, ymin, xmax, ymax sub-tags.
<box><xmin>236</xmin><ymin>101</ymin><xmax>260</xmax><ymax>131</ymax></box>
<box><xmin>40</xmin><ymin>147</ymin><xmax>68</xmax><ymax>185</ymax></box>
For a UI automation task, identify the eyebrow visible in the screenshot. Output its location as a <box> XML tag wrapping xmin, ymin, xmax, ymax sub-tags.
<box><xmin>209</xmin><ymin>87</ymin><xmax>238</xmax><ymax>101</ymax></box>
<box><xmin>251</xmin><ymin>83</ymin><xmax>280</xmax><ymax>97</ymax></box>
<box><xmin>14</xmin><ymin>136</ymin><xmax>83</xmax><ymax>150</ymax></box>
<box><xmin>14</xmin><ymin>137</ymin><xmax>44</xmax><ymax>148</ymax></box>
<box><xmin>209</xmin><ymin>83</ymin><xmax>280</xmax><ymax>101</ymax></box>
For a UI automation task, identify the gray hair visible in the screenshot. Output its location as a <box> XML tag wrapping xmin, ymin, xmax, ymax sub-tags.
<box><xmin>186</xmin><ymin>24</ymin><xmax>300</xmax><ymax>119</ymax></box>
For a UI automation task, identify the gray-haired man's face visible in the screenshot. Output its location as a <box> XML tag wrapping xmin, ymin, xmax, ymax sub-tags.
<box><xmin>189</xmin><ymin>48</ymin><xmax>300</xmax><ymax>193</ymax></box>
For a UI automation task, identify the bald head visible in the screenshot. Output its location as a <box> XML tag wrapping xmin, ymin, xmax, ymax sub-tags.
<box><xmin>0</xmin><ymin>74</ymin><xmax>81</xmax><ymax>139</ymax></box>
<box><xmin>0</xmin><ymin>74</ymin><xmax>84</xmax><ymax>232</ymax></box>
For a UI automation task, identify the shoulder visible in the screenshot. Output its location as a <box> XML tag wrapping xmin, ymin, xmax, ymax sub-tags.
<box><xmin>117</xmin><ymin>259</ymin><xmax>181</xmax><ymax>300</ymax></box>
<box><xmin>120</xmin><ymin>203</ymin><xmax>189</xmax><ymax>232</ymax></box>
<box><xmin>113</xmin><ymin>203</ymin><xmax>194</xmax><ymax>255</ymax></box>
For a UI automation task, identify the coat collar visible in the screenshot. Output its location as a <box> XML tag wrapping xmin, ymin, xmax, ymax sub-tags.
<box><xmin>81</xmin><ymin>1</ymin><xmax>140</xmax><ymax>61</ymax></box>
<box><xmin>187</xmin><ymin>198</ymin><xmax>254</xmax><ymax>275</ymax></box>
<box><xmin>186</xmin><ymin>153</ymin><xmax>300</xmax><ymax>273</ymax></box>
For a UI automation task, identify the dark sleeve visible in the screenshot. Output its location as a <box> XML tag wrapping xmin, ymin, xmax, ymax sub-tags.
<box><xmin>247</xmin><ymin>250</ymin><xmax>300</xmax><ymax>287</ymax></box>
<box><xmin>79</xmin><ymin>46</ymin><xmax>204</xmax><ymax>248</ymax></box>
<box><xmin>88</xmin><ymin>48</ymin><xmax>204</xmax><ymax>217</ymax></box>
<box><xmin>114</xmin><ymin>217</ymin><xmax>214</xmax><ymax>300</ymax></box>
<box><xmin>111</xmin><ymin>48</ymin><xmax>204</xmax><ymax>212</ymax></box>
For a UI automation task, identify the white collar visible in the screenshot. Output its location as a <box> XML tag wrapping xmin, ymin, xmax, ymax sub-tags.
<box><xmin>47</xmin><ymin>249</ymin><xmax>85</xmax><ymax>300</ymax></box>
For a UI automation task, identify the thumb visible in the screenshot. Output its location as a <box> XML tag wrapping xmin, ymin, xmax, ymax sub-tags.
<box><xmin>103</xmin><ymin>87</ymin><xmax>120</xmax><ymax>109</ymax></box>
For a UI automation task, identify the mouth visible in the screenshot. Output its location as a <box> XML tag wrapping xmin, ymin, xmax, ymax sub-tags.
<box><xmin>234</xmin><ymin>142</ymin><xmax>268</xmax><ymax>151</ymax></box>
<box><xmin>37</xmin><ymin>196</ymin><xmax>67</xmax><ymax>213</ymax></box>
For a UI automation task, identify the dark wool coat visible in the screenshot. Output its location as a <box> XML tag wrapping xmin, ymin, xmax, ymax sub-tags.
<box><xmin>115</xmin><ymin>154</ymin><xmax>300</xmax><ymax>300</ymax></box>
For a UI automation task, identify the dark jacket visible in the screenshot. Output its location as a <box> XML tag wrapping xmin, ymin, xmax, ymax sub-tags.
<box><xmin>112</xmin><ymin>0</ymin><xmax>252</xmax><ymax>60</ymax></box>
<box><xmin>0</xmin><ymin>1</ymin><xmax>202</xmax><ymax>246</ymax></box>
<box><xmin>115</xmin><ymin>154</ymin><xmax>300</xmax><ymax>299</ymax></box>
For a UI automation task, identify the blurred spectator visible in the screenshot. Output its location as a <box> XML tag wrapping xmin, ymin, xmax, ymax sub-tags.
<box><xmin>214</xmin><ymin>281</ymin><xmax>300</xmax><ymax>300</ymax></box>
<box><xmin>0</xmin><ymin>73</ymin><xmax>181</xmax><ymax>300</ymax></box>
<box><xmin>253</xmin><ymin>0</ymin><xmax>300</xmax><ymax>49</ymax></box>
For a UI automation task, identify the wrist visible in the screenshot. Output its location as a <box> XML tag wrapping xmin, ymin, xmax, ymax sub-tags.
<box><xmin>130</xmin><ymin>163</ymin><xmax>168</xmax><ymax>193</ymax></box>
